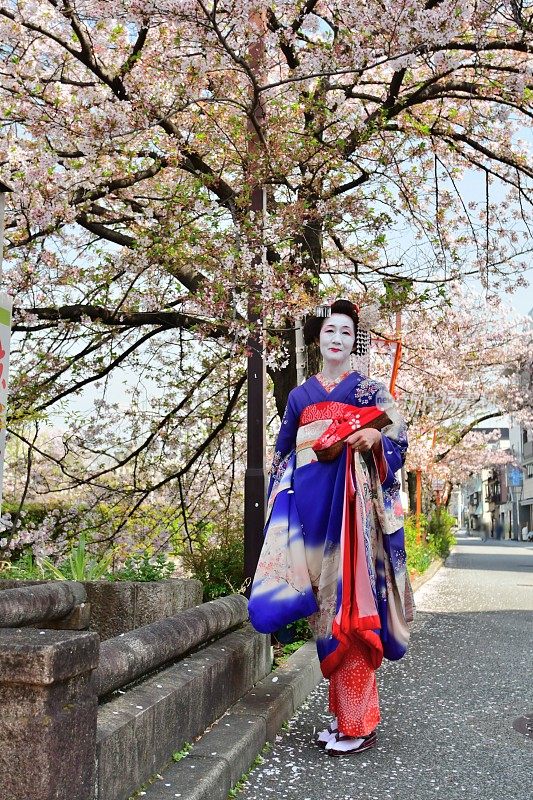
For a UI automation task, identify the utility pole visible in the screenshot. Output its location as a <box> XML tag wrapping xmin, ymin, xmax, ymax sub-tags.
<box><xmin>415</xmin><ymin>468</ymin><xmax>422</xmax><ymax>544</ymax></box>
<box><xmin>244</xmin><ymin>12</ymin><xmax>267</xmax><ymax>591</ymax></box>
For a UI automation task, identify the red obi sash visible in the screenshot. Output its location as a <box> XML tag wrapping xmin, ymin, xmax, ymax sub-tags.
<box><xmin>312</xmin><ymin>404</ymin><xmax>391</xmax><ymax>462</ymax></box>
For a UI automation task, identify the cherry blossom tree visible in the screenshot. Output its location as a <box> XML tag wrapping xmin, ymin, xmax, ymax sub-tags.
<box><xmin>0</xmin><ymin>1</ymin><xmax>532</xmax><ymax>542</ymax></box>
<box><xmin>387</xmin><ymin>287</ymin><xmax>533</xmax><ymax>507</ymax></box>
<box><xmin>1</xmin><ymin>345</ymin><xmax>249</xmax><ymax>556</ymax></box>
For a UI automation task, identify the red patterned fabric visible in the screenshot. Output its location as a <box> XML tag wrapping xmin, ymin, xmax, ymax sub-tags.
<box><xmin>321</xmin><ymin>450</ymin><xmax>383</xmax><ymax>678</ymax></box>
<box><xmin>299</xmin><ymin>401</ymin><xmax>352</xmax><ymax>426</ymax></box>
<box><xmin>328</xmin><ymin>639</ymin><xmax>381</xmax><ymax>737</ymax></box>
<box><xmin>312</xmin><ymin>405</ymin><xmax>385</xmax><ymax>452</ymax></box>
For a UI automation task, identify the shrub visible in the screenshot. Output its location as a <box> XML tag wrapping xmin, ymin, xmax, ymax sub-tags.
<box><xmin>404</xmin><ymin>514</ymin><xmax>433</xmax><ymax>576</ymax></box>
<box><xmin>0</xmin><ymin>498</ymin><xmax>181</xmax><ymax>568</ymax></box>
<box><xmin>273</xmin><ymin>617</ymin><xmax>312</xmax><ymax>644</ymax></box>
<box><xmin>110</xmin><ymin>552</ymin><xmax>176</xmax><ymax>582</ymax></box>
<box><xmin>179</xmin><ymin>519</ymin><xmax>244</xmax><ymax>601</ymax></box>
<box><xmin>272</xmin><ymin>619</ymin><xmax>313</xmax><ymax>667</ymax></box>
<box><xmin>0</xmin><ymin>551</ymin><xmax>42</xmax><ymax>580</ymax></box>
<box><xmin>40</xmin><ymin>533</ymin><xmax>114</xmax><ymax>580</ymax></box>
<box><xmin>1</xmin><ymin>500</ymin><xmax>57</xmax><ymax>530</ymax></box>
<box><xmin>404</xmin><ymin>508</ymin><xmax>457</xmax><ymax>576</ymax></box>
<box><xmin>427</xmin><ymin>508</ymin><xmax>457</xmax><ymax>558</ymax></box>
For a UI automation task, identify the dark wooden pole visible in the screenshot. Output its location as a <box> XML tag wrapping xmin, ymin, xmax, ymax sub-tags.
<box><xmin>244</xmin><ymin>14</ymin><xmax>267</xmax><ymax>592</ymax></box>
<box><xmin>244</xmin><ymin>249</ymin><xmax>266</xmax><ymax>589</ymax></box>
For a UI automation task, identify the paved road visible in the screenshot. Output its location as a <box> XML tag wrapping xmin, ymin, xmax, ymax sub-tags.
<box><xmin>237</xmin><ymin>537</ymin><xmax>533</xmax><ymax>800</ymax></box>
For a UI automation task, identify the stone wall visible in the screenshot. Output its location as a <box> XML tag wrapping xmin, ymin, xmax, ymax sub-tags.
<box><xmin>0</xmin><ymin>628</ymin><xmax>99</xmax><ymax>800</ymax></box>
<box><xmin>0</xmin><ymin>591</ymin><xmax>270</xmax><ymax>800</ymax></box>
<box><xmin>95</xmin><ymin>594</ymin><xmax>249</xmax><ymax>697</ymax></box>
<box><xmin>0</xmin><ymin>580</ymin><xmax>88</xmax><ymax>628</ymax></box>
<box><xmin>96</xmin><ymin>624</ymin><xmax>270</xmax><ymax>800</ymax></box>
<box><xmin>0</xmin><ymin>577</ymin><xmax>203</xmax><ymax>638</ymax></box>
<box><xmin>84</xmin><ymin>577</ymin><xmax>203</xmax><ymax>639</ymax></box>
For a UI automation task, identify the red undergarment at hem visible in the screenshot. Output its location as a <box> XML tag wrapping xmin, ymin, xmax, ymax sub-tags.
<box><xmin>329</xmin><ymin>639</ymin><xmax>381</xmax><ymax>737</ymax></box>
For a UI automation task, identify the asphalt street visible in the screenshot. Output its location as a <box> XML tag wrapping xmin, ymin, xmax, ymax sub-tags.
<box><xmin>236</xmin><ymin>536</ymin><xmax>533</xmax><ymax>800</ymax></box>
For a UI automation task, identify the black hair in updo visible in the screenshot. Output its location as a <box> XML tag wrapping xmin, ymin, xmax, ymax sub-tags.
<box><xmin>303</xmin><ymin>299</ymin><xmax>359</xmax><ymax>352</ymax></box>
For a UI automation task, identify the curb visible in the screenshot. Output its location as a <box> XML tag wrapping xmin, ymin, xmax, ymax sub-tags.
<box><xmin>138</xmin><ymin>640</ymin><xmax>322</xmax><ymax>800</ymax></box>
<box><xmin>139</xmin><ymin>558</ymin><xmax>448</xmax><ymax>799</ymax></box>
<box><xmin>410</xmin><ymin>556</ymin><xmax>445</xmax><ymax>593</ymax></box>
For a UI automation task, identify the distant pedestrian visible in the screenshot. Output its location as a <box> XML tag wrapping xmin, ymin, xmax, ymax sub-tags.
<box><xmin>495</xmin><ymin>522</ymin><xmax>504</xmax><ymax>541</ymax></box>
<box><xmin>249</xmin><ymin>300</ymin><xmax>414</xmax><ymax>756</ymax></box>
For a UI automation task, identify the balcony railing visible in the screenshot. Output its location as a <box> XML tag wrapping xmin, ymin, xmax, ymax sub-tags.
<box><xmin>485</xmin><ymin>494</ymin><xmax>501</xmax><ymax>505</ymax></box>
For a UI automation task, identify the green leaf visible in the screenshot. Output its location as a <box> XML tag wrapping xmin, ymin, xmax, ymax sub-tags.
<box><xmin>41</xmin><ymin>558</ymin><xmax>68</xmax><ymax>580</ymax></box>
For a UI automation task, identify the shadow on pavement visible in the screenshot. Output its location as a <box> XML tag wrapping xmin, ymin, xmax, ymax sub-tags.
<box><xmin>444</xmin><ymin>537</ymin><xmax>533</xmax><ymax>573</ymax></box>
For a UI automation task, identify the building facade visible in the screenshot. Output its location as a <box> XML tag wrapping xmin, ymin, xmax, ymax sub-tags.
<box><xmin>521</xmin><ymin>428</ymin><xmax>533</xmax><ymax>534</ymax></box>
<box><xmin>459</xmin><ymin>422</ymin><xmax>531</xmax><ymax>540</ymax></box>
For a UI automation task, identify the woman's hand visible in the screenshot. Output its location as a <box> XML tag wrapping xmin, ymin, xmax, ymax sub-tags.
<box><xmin>345</xmin><ymin>428</ymin><xmax>382</xmax><ymax>453</ymax></box>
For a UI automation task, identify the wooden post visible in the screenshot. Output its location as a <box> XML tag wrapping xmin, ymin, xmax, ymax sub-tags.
<box><xmin>416</xmin><ymin>467</ymin><xmax>422</xmax><ymax>543</ymax></box>
<box><xmin>244</xmin><ymin>12</ymin><xmax>267</xmax><ymax>591</ymax></box>
<box><xmin>295</xmin><ymin>315</ymin><xmax>306</xmax><ymax>386</ymax></box>
<box><xmin>386</xmin><ymin>312</ymin><xmax>402</xmax><ymax>398</ymax></box>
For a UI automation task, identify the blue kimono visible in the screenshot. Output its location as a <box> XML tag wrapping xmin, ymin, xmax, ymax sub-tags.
<box><xmin>248</xmin><ymin>371</ymin><xmax>414</xmax><ymax>678</ymax></box>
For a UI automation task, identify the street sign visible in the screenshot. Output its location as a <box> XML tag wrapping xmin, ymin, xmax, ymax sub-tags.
<box><xmin>508</xmin><ymin>466</ymin><xmax>523</xmax><ymax>487</ymax></box>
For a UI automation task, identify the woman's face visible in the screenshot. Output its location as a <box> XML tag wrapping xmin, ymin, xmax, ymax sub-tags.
<box><xmin>319</xmin><ymin>313</ymin><xmax>355</xmax><ymax>365</ymax></box>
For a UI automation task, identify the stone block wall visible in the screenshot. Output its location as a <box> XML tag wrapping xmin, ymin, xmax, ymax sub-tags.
<box><xmin>84</xmin><ymin>578</ymin><xmax>203</xmax><ymax>639</ymax></box>
<box><xmin>0</xmin><ymin>578</ymin><xmax>203</xmax><ymax>639</ymax></box>
<box><xmin>0</xmin><ymin>587</ymin><xmax>270</xmax><ymax>800</ymax></box>
<box><xmin>0</xmin><ymin>581</ymin><xmax>88</xmax><ymax>628</ymax></box>
<box><xmin>0</xmin><ymin>629</ymin><xmax>100</xmax><ymax>800</ymax></box>
<box><xmin>96</xmin><ymin>624</ymin><xmax>271</xmax><ymax>800</ymax></box>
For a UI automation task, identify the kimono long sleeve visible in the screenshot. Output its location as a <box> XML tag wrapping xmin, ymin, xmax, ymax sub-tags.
<box><xmin>269</xmin><ymin>390</ymin><xmax>300</xmax><ymax>481</ymax></box>
<box><xmin>249</xmin><ymin>385</ymin><xmax>319</xmax><ymax>631</ymax></box>
<box><xmin>373</xmin><ymin>386</ymin><xmax>408</xmax><ymax>492</ymax></box>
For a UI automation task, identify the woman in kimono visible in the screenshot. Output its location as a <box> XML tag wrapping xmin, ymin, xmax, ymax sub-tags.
<box><xmin>249</xmin><ymin>299</ymin><xmax>414</xmax><ymax>756</ymax></box>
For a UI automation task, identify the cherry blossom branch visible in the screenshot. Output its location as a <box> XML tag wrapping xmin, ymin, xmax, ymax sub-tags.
<box><xmin>118</xmin><ymin>22</ymin><xmax>149</xmax><ymax>78</ymax></box>
<box><xmin>109</xmin><ymin>373</ymin><xmax>246</xmax><ymax>537</ymax></box>
<box><xmin>434</xmin><ymin>410</ymin><xmax>509</xmax><ymax>462</ymax></box>
<box><xmin>73</xmin><ymin>359</ymin><xmax>230</xmax><ymax>483</ymax></box>
<box><xmin>13</xmin><ymin>305</ymin><xmax>227</xmax><ymax>335</ymax></box>
<box><xmin>76</xmin><ymin>216</ymin><xmax>136</xmax><ymax>248</ymax></box>
<box><xmin>31</xmin><ymin>327</ymin><xmax>167</xmax><ymax>415</ymax></box>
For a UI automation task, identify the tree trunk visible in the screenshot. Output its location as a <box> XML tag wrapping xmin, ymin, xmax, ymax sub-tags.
<box><xmin>269</xmin><ymin>330</ymin><xmax>322</xmax><ymax>417</ymax></box>
<box><xmin>441</xmin><ymin>479</ymin><xmax>453</xmax><ymax>509</ymax></box>
<box><xmin>268</xmin><ymin>325</ymin><xmax>297</xmax><ymax>418</ymax></box>
<box><xmin>268</xmin><ymin>206</ymin><xmax>322</xmax><ymax>417</ymax></box>
<box><xmin>306</xmin><ymin>341</ymin><xmax>321</xmax><ymax>379</ymax></box>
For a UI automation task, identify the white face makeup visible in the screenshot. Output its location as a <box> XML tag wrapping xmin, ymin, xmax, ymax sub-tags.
<box><xmin>319</xmin><ymin>313</ymin><xmax>355</xmax><ymax>368</ymax></box>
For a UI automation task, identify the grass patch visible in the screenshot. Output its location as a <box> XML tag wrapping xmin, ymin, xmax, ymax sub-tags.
<box><xmin>228</xmin><ymin>743</ymin><xmax>272</xmax><ymax>797</ymax></box>
<box><xmin>172</xmin><ymin>742</ymin><xmax>192</xmax><ymax>762</ymax></box>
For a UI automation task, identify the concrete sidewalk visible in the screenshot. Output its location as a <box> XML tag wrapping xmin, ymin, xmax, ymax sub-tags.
<box><xmin>236</xmin><ymin>537</ymin><xmax>533</xmax><ymax>800</ymax></box>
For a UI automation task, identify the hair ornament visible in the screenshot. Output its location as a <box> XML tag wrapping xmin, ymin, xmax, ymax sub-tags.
<box><xmin>314</xmin><ymin>304</ymin><xmax>332</xmax><ymax>318</ymax></box>
<box><xmin>314</xmin><ymin>298</ymin><xmax>359</xmax><ymax>318</ymax></box>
